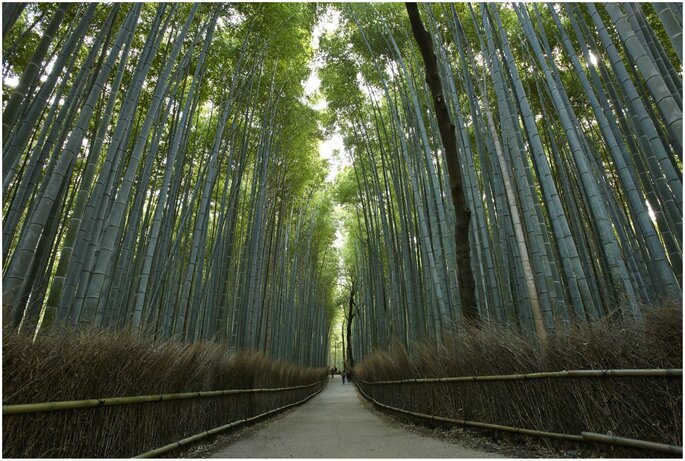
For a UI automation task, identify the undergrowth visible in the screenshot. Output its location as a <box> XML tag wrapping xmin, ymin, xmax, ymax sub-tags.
<box><xmin>354</xmin><ymin>306</ymin><xmax>682</xmax><ymax>457</ymax></box>
<box><xmin>2</xmin><ymin>328</ymin><xmax>326</xmax><ymax>458</ymax></box>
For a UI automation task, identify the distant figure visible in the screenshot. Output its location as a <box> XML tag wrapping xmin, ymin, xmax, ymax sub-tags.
<box><xmin>331</xmin><ymin>368</ymin><xmax>335</xmax><ymax>378</ymax></box>
<box><xmin>342</xmin><ymin>371</ymin><xmax>346</xmax><ymax>384</ymax></box>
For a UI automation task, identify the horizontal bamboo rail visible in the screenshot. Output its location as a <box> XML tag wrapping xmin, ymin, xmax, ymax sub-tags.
<box><xmin>3</xmin><ymin>380</ymin><xmax>323</xmax><ymax>415</ymax></box>
<box><xmin>581</xmin><ymin>432</ymin><xmax>682</xmax><ymax>456</ymax></box>
<box><xmin>135</xmin><ymin>384</ymin><xmax>324</xmax><ymax>458</ymax></box>
<box><xmin>357</xmin><ymin>368</ymin><xmax>682</xmax><ymax>385</ymax></box>
<box><xmin>355</xmin><ymin>382</ymin><xmax>682</xmax><ymax>455</ymax></box>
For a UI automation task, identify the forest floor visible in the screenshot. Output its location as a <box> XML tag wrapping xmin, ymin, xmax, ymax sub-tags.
<box><xmin>180</xmin><ymin>375</ymin><xmax>509</xmax><ymax>458</ymax></box>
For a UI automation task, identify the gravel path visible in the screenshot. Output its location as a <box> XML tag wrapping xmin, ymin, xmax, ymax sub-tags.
<box><xmin>210</xmin><ymin>376</ymin><xmax>500</xmax><ymax>458</ymax></box>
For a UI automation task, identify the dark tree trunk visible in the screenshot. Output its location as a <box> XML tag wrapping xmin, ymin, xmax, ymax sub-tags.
<box><xmin>346</xmin><ymin>280</ymin><xmax>357</xmax><ymax>368</ymax></box>
<box><xmin>405</xmin><ymin>3</ymin><xmax>478</xmax><ymax>324</ymax></box>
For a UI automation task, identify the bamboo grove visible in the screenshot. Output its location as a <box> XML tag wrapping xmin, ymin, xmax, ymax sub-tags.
<box><xmin>2</xmin><ymin>3</ymin><xmax>682</xmax><ymax>369</ymax></box>
<box><xmin>322</xmin><ymin>3</ymin><xmax>682</xmax><ymax>359</ymax></box>
<box><xmin>2</xmin><ymin>3</ymin><xmax>338</xmax><ymax>366</ymax></box>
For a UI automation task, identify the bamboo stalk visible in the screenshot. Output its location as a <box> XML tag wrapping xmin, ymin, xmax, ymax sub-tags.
<box><xmin>357</xmin><ymin>368</ymin><xmax>682</xmax><ymax>385</ymax></box>
<box><xmin>134</xmin><ymin>386</ymin><xmax>324</xmax><ymax>458</ymax></box>
<box><xmin>581</xmin><ymin>432</ymin><xmax>682</xmax><ymax>456</ymax></box>
<box><xmin>3</xmin><ymin>380</ymin><xmax>324</xmax><ymax>415</ymax></box>
<box><xmin>356</xmin><ymin>383</ymin><xmax>682</xmax><ymax>454</ymax></box>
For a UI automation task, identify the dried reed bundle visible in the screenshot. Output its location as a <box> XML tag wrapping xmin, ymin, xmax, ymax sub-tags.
<box><xmin>3</xmin><ymin>329</ymin><xmax>326</xmax><ymax>458</ymax></box>
<box><xmin>355</xmin><ymin>307</ymin><xmax>682</xmax><ymax>457</ymax></box>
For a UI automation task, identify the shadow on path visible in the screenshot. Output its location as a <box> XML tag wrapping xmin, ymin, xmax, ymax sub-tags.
<box><xmin>210</xmin><ymin>376</ymin><xmax>499</xmax><ymax>458</ymax></box>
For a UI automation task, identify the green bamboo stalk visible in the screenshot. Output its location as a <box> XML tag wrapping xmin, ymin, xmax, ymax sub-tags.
<box><xmin>2</xmin><ymin>3</ymin><xmax>25</xmax><ymax>39</ymax></box>
<box><xmin>516</xmin><ymin>4</ymin><xmax>641</xmax><ymax>319</ymax></box>
<box><xmin>604</xmin><ymin>3</ymin><xmax>682</xmax><ymax>150</ymax></box>
<box><xmin>2</xmin><ymin>4</ymin><xmax>69</xmax><ymax>135</ymax></box>
<box><xmin>3</xmin><ymin>4</ymin><xmax>97</xmax><ymax>195</ymax></box>
<box><xmin>3</xmin><ymin>5</ymin><xmax>142</xmax><ymax>326</ymax></box>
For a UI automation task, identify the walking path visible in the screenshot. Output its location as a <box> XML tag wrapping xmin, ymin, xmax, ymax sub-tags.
<box><xmin>210</xmin><ymin>375</ymin><xmax>499</xmax><ymax>458</ymax></box>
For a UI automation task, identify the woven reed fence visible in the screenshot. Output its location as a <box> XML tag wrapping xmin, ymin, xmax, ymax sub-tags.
<box><xmin>3</xmin><ymin>330</ymin><xmax>328</xmax><ymax>457</ymax></box>
<box><xmin>4</xmin><ymin>377</ymin><xmax>326</xmax><ymax>458</ymax></box>
<box><xmin>355</xmin><ymin>368</ymin><xmax>682</xmax><ymax>456</ymax></box>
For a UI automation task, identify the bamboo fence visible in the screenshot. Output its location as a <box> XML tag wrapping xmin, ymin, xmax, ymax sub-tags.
<box><xmin>135</xmin><ymin>384</ymin><xmax>324</xmax><ymax>457</ymax></box>
<box><xmin>356</xmin><ymin>368</ymin><xmax>682</xmax><ymax>385</ymax></box>
<box><xmin>355</xmin><ymin>369</ymin><xmax>683</xmax><ymax>455</ymax></box>
<box><xmin>3</xmin><ymin>380</ymin><xmax>324</xmax><ymax>415</ymax></box>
